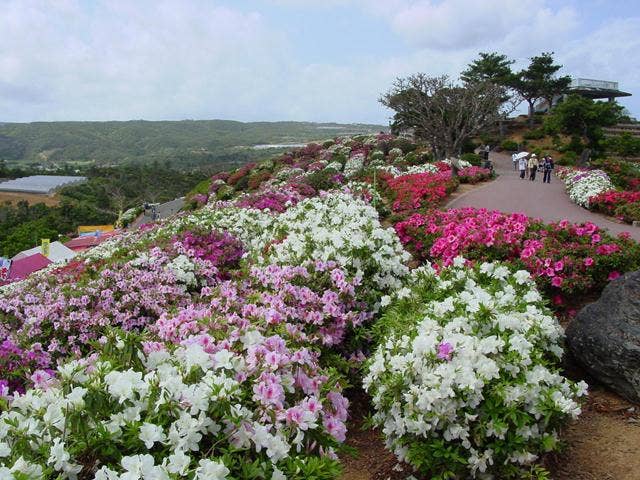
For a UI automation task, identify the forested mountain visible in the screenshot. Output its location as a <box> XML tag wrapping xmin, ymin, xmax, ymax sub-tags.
<box><xmin>0</xmin><ymin>120</ymin><xmax>384</xmax><ymax>168</ymax></box>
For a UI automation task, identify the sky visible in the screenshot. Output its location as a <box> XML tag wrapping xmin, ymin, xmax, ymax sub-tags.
<box><xmin>1</xmin><ymin>0</ymin><xmax>638</xmax><ymax>125</ymax></box>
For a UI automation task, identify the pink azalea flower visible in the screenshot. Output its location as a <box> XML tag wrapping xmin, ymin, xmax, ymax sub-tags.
<box><xmin>436</xmin><ymin>341</ymin><xmax>454</xmax><ymax>361</ymax></box>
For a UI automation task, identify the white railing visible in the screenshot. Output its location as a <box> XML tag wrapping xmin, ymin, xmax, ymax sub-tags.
<box><xmin>571</xmin><ymin>78</ymin><xmax>618</xmax><ymax>90</ymax></box>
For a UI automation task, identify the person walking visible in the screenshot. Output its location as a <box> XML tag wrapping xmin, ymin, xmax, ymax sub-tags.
<box><xmin>542</xmin><ymin>155</ymin><xmax>554</xmax><ymax>183</ymax></box>
<box><xmin>518</xmin><ymin>156</ymin><xmax>527</xmax><ymax>179</ymax></box>
<box><xmin>528</xmin><ymin>154</ymin><xmax>539</xmax><ymax>181</ymax></box>
<box><xmin>512</xmin><ymin>152</ymin><xmax>518</xmax><ymax>170</ymax></box>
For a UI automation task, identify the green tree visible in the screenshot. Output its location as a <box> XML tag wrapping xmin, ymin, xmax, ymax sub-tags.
<box><xmin>461</xmin><ymin>52</ymin><xmax>515</xmax><ymax>94</ymax></box>
<box><xmin>605</xmin><ymin>132</ymin><xmax>640</xmax><ymax>157</ymax></box>
<box><xmin>511</xmin><ymin>52</ymin><xmax>571</xmax><ymax>125</ymax></box>
<box><xmin>0</xmin><ymin>218</ymin><xmax>58</xmax><ymax>257</ymax></box>
<box><xmin>544</xmin><ymin>94</ymin><xmax>623</xmax><ymax>153</ymax></box>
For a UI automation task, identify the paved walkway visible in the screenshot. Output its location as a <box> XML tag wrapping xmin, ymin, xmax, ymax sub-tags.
<box><xmin>130</xmin><ymin>197</ymin><xmax>185</xmax><ymax>229</ymax></box>
<box><xmin>447</xmin><ymin>152</ymin><xmax>640</xmax><ymax>241</ymax></box>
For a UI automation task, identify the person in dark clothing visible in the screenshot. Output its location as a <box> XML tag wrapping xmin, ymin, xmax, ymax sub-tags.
<box><xmin>542</xmin><ymin>156</ymin><xmax>554</xmax><ymax>183</ymax></box>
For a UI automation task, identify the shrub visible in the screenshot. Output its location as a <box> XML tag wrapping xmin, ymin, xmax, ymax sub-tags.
<box><xmin>394</xmin><ymin>208</ymin><xmax>640</xmax><ymax>299</ymax></box>
<box><xmin>385</xmin><ymin>172</ymin><xmax>458</xmax><ymax>212</ymax></box>
<box><xmin>215</xmin><ymin>184</ymin><xmax>235</xmax><ymax>200</ymax></box>
<box><xmin>403</xmin><ymin>152</ymin><xmax>420</xmax><ymax>165</ymax></box>
<box><xmin>557</xmin><ymin>151</ymin><xmax>577</xmax><ymax>166</ymax></box>
<box><xmin>390</xmin><ymin>138</ymin><xmax>417</xmax><ymax>153</ymax></box>
<box><xmin>559</xmin><ymin>168</ymin><xmax>613</xmax><ymax>207</ymax></box>
<box><xmin>500</xmin><ymin>139</ymin><xmax>518</xmax><ymax>151</ymax></box>
<box><xmin>365</xmin><ymin>261</ymin><xmax>587</xmax><ymax>480</ymax></box>
<box><xmin>460</xmin><ymin>152</ymin><xmax>482</xmax><ymax>166</ymax></box>
<box><xmin>457</xmin><ymin>166</ymin><xmax>492</xmax><ymax>184</ymax></box>
<box><xmin>589</xmin><ymin>189</ymin><xmax>640</xmax><ymax>218</ymax></box>
<box><xmin>606</xmin><ymin>133</ymin><xmax>640</xmax><ymax>157</ymax></box>
<box><xmin>247</xmin><ymin>170</ymin><xmax>272</xmax><ymax>190</ymax></box>
<box><xmin>523</xmin><ymin>128</ymin><xmax>545</xmax><ymax>140</ymax></box>
<box><xmin>263</xmin><ymin>192</ymin><xmax>411</xmax><ymax>302</ymax></box>
<box><xmin>615</xmin><ymin>201</ymin><xmax>640</xmax><ymax>223</ymax></box>
<box><xmin>303</xmin><ymin>168</ymin><xmax>342</xmax><ymax>192</ymax></box>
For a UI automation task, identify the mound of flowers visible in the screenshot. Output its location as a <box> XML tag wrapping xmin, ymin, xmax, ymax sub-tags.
<box><xmin>0</xmin><ymin>134</ymin><xmax>594</xmax><ymax>479</ymax></box>
<box><xmin>457</xmin><ymin>166</ymin><xmax>492</xmax><ymax>184</ymax></box>
<box><xmin>364</xmin><ymin>260</ymin><xmax>587</xmax><ymax>479</ymax></box>
<box><xmin>588</xmin><ymin>189</ymin><xmax>640</xmax><ymax>224</ymax></box>
<box><xmin>1</xmin><ymin>329</ymin><xmax>348</xmax><ymax>479</ymax></box>
<box><xmin>385</xmin><ymin>171</ymin><xmax>458</xmax><ymax>213</ymax></box>
<box><xmin>394</xmin><ymin>207</ymin><xmax>640</xmax><ymax>300</ymax></box>
<box><xmin>556</xmin><ymin>165</ymin><xmax>640</xmax><ymax>223</ymax></box>
<box><xmin>262</xmin><ymin>192</ymin><xmax>411</xmax><ymax>300</ymax></box>
<box><xmin>556</xmin><ymin>167</ymin><xmax>613</xmax><ymax>208</ymax></box>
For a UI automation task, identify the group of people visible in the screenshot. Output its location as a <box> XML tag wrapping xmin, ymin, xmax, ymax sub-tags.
<box><xmin>513</xmin><ymin>152</ymin><xmax>554</xmax><ymax>183</ymax></box>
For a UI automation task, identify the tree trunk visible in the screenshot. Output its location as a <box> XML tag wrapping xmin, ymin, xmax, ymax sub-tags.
<box><xmin>528</xmin><ymin>100</ymin><xmax>535</xmax><ymax>127</ymax></box>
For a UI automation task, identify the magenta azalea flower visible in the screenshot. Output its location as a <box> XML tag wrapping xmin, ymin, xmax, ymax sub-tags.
<box><xmin>437</xmin><ymin>341</ymin><xmax>454</xmax><ymax>361</ymax></box>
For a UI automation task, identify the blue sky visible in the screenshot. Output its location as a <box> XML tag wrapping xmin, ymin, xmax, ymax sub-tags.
<box><xmin>0</xmin><ymin>0</ymin><xmax>638</xmax><ymax>124</ymax></box>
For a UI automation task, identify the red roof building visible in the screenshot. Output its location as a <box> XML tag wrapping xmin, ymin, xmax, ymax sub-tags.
<box><xmin>6</xmin><ymin>253</ymin><xmax>52</xmax><ymax>282</ymax></box>
<box><xmin>64</xmin><ymin>231</ymin><xmax>120</xmax><ymax>252</ymax></box>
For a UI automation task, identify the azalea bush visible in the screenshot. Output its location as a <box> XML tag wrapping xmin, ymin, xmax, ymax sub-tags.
<box><xmin>153</xmin><ymin>261</ymin><xmax>373</xmax><ymax>349</ymax></box>
<box><xmin>385</xmin><ymin>172</ymin><xmax>458</xmax><ymax>213</ymax></box>
<box><xmin>0</xmin><ymin>331</ymin><xmax>347</xmax><ymax>479</ymax></box>
<box><xmin>263</xmin><ymin>192</ymin><xmax>411</xmax><ymax>303</ymax></box>
<box><xmin>0</xmin><ymin>249</ymin><xmax>198</xmax><ymax>391</ymax></box>
<box><xmin>556</xmin><ymin>167</ymin><xmax>613</xmax><ymax>208</ymax></box>
<box><xmin>394</xmin><ymin>208</ymin><xmax>640</xmax><ymax>299</ymax></box>
<box><xmin>589</xmin><ymin>189</ymin><xmax>640</xmax><ymax>223</ymax></box>
<box><xmin>457</xmin><ymin>166</ymin><xmax>492</xmax><ymax>184</ymax></box>
<box><xmin>364</xmin><ymin>260</ymin><xmax>587</xmax><ymax>480</ymax></box>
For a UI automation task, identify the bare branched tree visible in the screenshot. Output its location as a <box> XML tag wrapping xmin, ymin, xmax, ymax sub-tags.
<box><xmin>380</xmin><ymin>74</ymin><xmax>519</xmax><ymax>159</ymax></box>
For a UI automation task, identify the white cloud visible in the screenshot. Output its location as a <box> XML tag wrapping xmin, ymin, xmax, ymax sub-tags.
<box><xmin>0</xmin><ymin>0</ymin><xmax>292</xmax><ymax>121</ymax></box>
<box><xmin>0</xmin><ymin>0</ymin><xmax>637</xmax><ymax>123</ymax></box>
<box><xmin>360</xmin><ymin>0</ymin><xmax>578</xmax><ymax>53</ymax></box>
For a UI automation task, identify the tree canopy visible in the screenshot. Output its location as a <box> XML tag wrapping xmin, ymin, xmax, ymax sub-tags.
<box><xmin>461</xmin><ymin>52</ymin><xmax>516</xmax><ymax>91</ymax></box>
<box><xmin>511</xmin><ymin>52</ymin><xmax>571</xmax><ymax>123</ymax></box>
<box><xmin>380</xmin><ymin>74</ymin><xmax>512</xmax><ymax>159</ymax></box>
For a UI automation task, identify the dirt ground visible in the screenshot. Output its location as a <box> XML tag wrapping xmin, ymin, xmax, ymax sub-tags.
<box><xmin>0</xmin><ymin>191</ymin><xmax>59</xmax><ymax>206</ymax></box>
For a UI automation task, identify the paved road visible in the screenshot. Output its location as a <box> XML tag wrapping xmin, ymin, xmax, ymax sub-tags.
<box><xmin>447</xmin><ymin>152</ymin><xmax>640</xmax><ymax>241</ymax></box>
<box><xmin>130</xmin><ymin>197</ymin><xmax>185</xmax><ymax>229</ymax></box>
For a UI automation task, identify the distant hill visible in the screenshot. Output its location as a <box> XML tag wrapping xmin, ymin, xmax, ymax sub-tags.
<box><xmin>0</xmin><ymin>120</ymin><xmax>386</xmax><ymax>169</ymax></box>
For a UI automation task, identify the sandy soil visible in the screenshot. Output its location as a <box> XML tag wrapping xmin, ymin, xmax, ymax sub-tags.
<box><xmin>0</xmin><ymin>191</ymin><xmax>60</xmax><ymax>206</ymax></box>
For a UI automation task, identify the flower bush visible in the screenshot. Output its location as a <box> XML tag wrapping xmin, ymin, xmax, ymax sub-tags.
<box><xmin>588</xmin><ymin>189</ymin><xmax>640</xmax><ymax>217</ymax></box>
<box><xmin>556</xmin><ymin>167</ymin><xmax>613</xmax><ymax>208</ymax></box>
<box><xmin>0</xmin><ymin>331</ymin><xmax>347</xmax><ymax>479</ymax></box>
<box><xmin>0</xmin><ymin>249</ymin><xmax>199</xmax><ymax>391</ymax></box>
<box><xmin>364</xmin><ymin>260</ymin><xmax>587</xmax><ymax>479</ymax></box>
<box><xmin>457</xmin><ymin>166</ymin><xmax>492</xmax><ymax>184</ymax></box>
<box><xmin>385</xmin><ymin>172</ymin><xmax>458</xmax><ymax>212</ymax></box>
<box><xmin>394</xmin><ymin>207</ymin><xmax>640</xmax><ymax>298</ymax></box>
<box><xmin>153</xmin><ymin>261</ymin><xmax>372</xmax><ymax>348</ymax></box>
<box><xmin>263</xmin><ymin>192</ymin><xmax>411</xmax><ymax>303</ymax></box>
<box><xmin>588</xmin><ymin>189</ymin><xmax>640</xmax><ymax>223</ymax></box>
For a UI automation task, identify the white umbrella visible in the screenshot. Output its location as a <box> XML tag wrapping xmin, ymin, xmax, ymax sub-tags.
<box><xmin>514</xmin><ymin>151</ymin><xmax>529</xmax><ymax>160</ymax></box>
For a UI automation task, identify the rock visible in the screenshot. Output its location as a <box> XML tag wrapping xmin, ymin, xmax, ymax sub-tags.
<box><xmin>566</xmin><ymin>271</ymin><xmax>640</xmax><ymax>403</ymax></box>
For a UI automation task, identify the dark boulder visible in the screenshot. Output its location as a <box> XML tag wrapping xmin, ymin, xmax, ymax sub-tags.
<box><xmin>566</xmin><ymin>271</ymin><xmax>640</xmax><ymax>403</ymax></box>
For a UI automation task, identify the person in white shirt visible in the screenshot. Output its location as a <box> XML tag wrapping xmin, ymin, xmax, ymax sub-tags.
<box><xmin>518</xmin><ymin>157</ymin><xmax>527</xmax><ymax>179</ymax></box>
